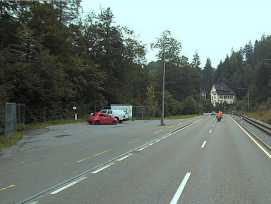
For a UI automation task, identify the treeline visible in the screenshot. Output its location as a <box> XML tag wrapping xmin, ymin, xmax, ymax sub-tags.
<box><xmin>213</xmin><ymin>35</ymin><xmax>271</xmax><ymax>112</ymax></box>
<box><xmin>0</xmin><ymin>0</ymin><xmax>210</xmax><ymax>128</ymax></box>
<box><xmin>1</xmin><ymin>1</ymin><xmax>270</xmax><ymax>129</ymax></box>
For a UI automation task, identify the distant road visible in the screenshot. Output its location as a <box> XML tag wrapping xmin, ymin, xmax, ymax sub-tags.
<box><xmin>1</xmin><ymin>114</ymin><xmax>270</xmax><ymax>204</ymax></box>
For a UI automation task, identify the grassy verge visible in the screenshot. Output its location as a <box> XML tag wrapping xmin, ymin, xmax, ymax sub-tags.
<box><xmin>0</xmin><ymin>131</ymin><xmax>27</xmax><ymax>149</ymax></box>
<box><xmin>0</xmin><ymin>118</ymin><xmax>87</xmax><ymax>149</ymax></box>
<box><xmin>236</xmin><ymin>109</ymin><xmax>271</xmax><ymax>124</ymax></box>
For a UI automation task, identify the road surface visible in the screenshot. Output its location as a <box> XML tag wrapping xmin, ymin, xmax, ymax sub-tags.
<box><xmin>0</xmin><ymin>114</ymin><xmax>270</xmax><ymax>204</ymax></box>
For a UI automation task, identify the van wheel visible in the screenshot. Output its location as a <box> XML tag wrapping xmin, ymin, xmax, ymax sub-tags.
<box><xmin>119</xmin><ymin>120</ymin><xmax>123</xmax><ymax>123</ymax></box>
<box><xmin>95</xmin><ymin>120</ymin><xmax>100</xmax><ymax>125</ymax></box>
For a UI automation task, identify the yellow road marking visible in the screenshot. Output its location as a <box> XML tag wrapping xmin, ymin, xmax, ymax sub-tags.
<box><xmin>93</xmin><ymin>150</ymin><xmax>108</xmax><ymax>157</ymax></box>
<box><xmin>78</xmin><ymin>150</ymin><xmax>109</xmax><ymax>163</ymax></box>
<box><xmin>0</xmin><ymin>185</ymin><xmax>15</xmax><ymax>191</ymax></box>
<box><xmin>168</xmin><ymin>126</ymin><xmax>174</xmax><ymax>128</ymax></box>
<box><xmin>129</xmin><ymin>138</ymin><xmax>142</xmax><ymax>143</ymax></box>
<box><xmin>154</xmin><ymin>130</ymin><xmax>163</xmax><ymax>134</ymax></box>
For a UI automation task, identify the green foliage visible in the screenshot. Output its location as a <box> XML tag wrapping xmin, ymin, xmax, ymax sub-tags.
<box><xmin>213</xmin><ymin>34</ymin><xmax>271</xmax><ymax>112</ymax></box>
<box><xmin>183</xmin><ymin>96</ymin><xmax>198</xmax><ymax>115</ymax></box>
<box><xmin>144</xmin><ymin>86</ymin><xmax>158</xmax><ymax>107</ymax></box>
<box><xmin>2</xmin><ymin>0</ymin><xmax>271</xmax><ymax>130</ymax></box>
<box><xmin>151</xmin><ymin>30</ymin><xmax>182</xmax><ymax>63</ymax></box>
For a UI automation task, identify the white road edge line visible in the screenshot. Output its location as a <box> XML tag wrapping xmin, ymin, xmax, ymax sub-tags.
<box><xmin>92</xmin><ymin>163</ymin><xmax>114</xmax><ymax>174</ymax></box>
<box><xmin>50</xmin><ymin>177</ymin><xmax>87</xmax><ymax>195</ymax></box>
<box><xmin>201</xmin><ymin>141</ymin><xmax>207</xmax><ymax>148</ymax></box>
<box><xmin>117</xmin><ymin>154</ymin><xmax>132</xmax><ymax>161</ymax></box>
<box><xmin>170</xmin><ymin>172</ymin><xmax>191</xmax><ymax>204</ymax></box>
<box><xmin>230</xmin><ymin>116</ymin><xmax>271</xmax><ymax>159</ymax></box>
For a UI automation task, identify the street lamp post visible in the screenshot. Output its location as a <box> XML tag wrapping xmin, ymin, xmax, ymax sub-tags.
<box><xmin>161</xmin><ymin>42</ymin><xmax>165</xmax><ymax>126</ymax></box>
<box><xmin>199</xmin><ymin>86</ymin><xmax>201</xmax><ymax>114</ymax></box>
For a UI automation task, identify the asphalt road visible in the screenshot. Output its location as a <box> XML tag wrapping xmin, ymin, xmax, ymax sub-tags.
<box><xmin>0</xmin><ymin>114</ymin><xmax>271</xmax><ymax>204</ymax></box>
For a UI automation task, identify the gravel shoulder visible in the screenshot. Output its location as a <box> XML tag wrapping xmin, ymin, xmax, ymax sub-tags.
<box><xmin>232</xmin><ymin>114</ymin><xmax>271</xmax><ymax>149</ymax></box>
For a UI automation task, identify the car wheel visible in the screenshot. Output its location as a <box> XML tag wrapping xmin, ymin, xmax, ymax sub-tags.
<box><xmin>88</xmin><ymin>121</ymin><xmax>92</xmax><ymax>125</ymax></box>
<box><xmin>95</xmin><ymin>120</ymin><xmax>100</xmax><ymax>125</ymax></box>
<box><xmin>112</xmin><ymin>120</ymin><xmax>117</xmax><ymax>125</ymax></box>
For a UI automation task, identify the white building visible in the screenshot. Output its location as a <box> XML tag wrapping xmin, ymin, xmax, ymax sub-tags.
<box><xmin>210</xmin><ymin>84</ymin><xmax>236</xmax><ymax>106</ymax></box>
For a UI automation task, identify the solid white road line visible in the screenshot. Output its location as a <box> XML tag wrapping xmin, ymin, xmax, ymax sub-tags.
<box><xmin>230</xmin><ymin>116</ymin><xmax>271</xmax><ymax>159</ymax></box>
<box><xmin>170</xmin><ymin>172</ymin><xmax>191</xmax><ymax>204</ymax></box>
<box><xmin>201</xmin><ymin>141</ymin><xmax>207</xmax><ymax>148</ymax></box>
<box><xmin>92</xmin><ymin>163</ymin><xmax>114</xmax><ymax>174</ymax></box>
<box><xmin>117</xmin><ymin>154</ymin><xmax>132</xmax><ymax>161</ymax></box>
<box><xmin>50</xmin><ymin>177</ymin><xmax>87</xmax><ymax>195</ymax></box>
<box><xmin>209</xmin><ymin>130</ymin><xmax>212</xmax><ymax>134</ymax></box>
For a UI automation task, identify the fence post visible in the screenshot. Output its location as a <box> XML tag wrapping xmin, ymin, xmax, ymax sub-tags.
<box><xmin>4</xmin><ymin>103</ymin><xmax>17</xmax><ymax>139</ymax></box>
<box><xmin>18</xmin><ymin>103</ymin><xmax>20</xmax><ymax>124</ymax></box>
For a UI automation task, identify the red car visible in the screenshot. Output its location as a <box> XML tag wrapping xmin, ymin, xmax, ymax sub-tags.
<box><xmin>87</xmin><ymin>112</ymin><xmax>118</xmax><ymax>125</ymax></box>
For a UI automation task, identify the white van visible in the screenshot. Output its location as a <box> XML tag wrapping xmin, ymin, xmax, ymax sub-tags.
<box><xmin>100</xmin><ymin>109</ymin><xmax>126</xmax><ymax>123</ymax></box>
<box><xmin>111</xmin><ymin>104</ymin><xmax>132</xmax><ymax>120</ymax></box>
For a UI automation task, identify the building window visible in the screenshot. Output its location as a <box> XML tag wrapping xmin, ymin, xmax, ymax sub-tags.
<box><xmin>224</xmin><ymin>96</ymin><xmax>227</xmax><ymax>99</ymax></box>
<box><xmin>230</xmin><ymin>96</ymin><xmax>233</xmax><ymax>99</ymax></box>
<box><xmin>220</xmin><ymin>96</ymin><xmax>223</xmax><ymax>99</ymax></box>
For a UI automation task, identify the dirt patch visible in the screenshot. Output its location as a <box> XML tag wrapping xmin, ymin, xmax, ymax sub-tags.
<box><xmin>26</xmin><ymin>127</ymin><xmax>49</xmax><ymax>136</ymax></box>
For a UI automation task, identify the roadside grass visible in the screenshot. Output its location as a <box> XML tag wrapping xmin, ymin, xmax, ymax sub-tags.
<box><xmin>0</xmin><ymin>118</ymin><xmax>87</xmax><ymax>149</ymax></box>
<box><xmin>0</xmin><ymin>131</ymin><xmax>26</xmax><ymax>149</ymax></box>
<box><xmin>236</xmin><ymin>109</ymin><xmax>271</xmax><ymax>124</ymax></box>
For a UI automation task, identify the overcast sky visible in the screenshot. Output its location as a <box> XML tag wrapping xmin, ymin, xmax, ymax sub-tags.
<box><xmin>81</xmin><ymin>0</ymin><xmax>271</xmax><ymax>68</ymax></box>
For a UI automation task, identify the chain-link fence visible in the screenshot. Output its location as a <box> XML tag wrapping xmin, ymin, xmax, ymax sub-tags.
<box><xmin>17</xmin><ymin>102</ymin><xmax>98</xmax><ymax>124</ymax></box>
<box><xmin>4</xmin><ymin>103</ymin><xmax>17</xmax><ymax>139</ymax></box>
<box><xmin>132</xmin><ymin>106</ymin><xmax>155</xmax><ymax>119</ymax></box>
<box><xmin>17</xmin><ymin>103</ymin><xmax>25</xmax><ymax>124</ymax></box>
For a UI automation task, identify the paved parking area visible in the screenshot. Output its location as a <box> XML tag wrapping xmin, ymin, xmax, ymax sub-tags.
<box><xmin>0</xmin><ymin>116</ymin><xmax>208</xmax><ymax>157</ymax></box>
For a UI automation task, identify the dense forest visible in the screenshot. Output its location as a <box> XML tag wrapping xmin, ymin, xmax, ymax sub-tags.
<box><xmin>1</xmin><ymin>1</ymin><xmax>271</xmax><ymax>128</ymax></box>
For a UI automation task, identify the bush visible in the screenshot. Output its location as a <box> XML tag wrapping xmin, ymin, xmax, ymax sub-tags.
<box><xmin>183</xmin><ymin>96</ymin><xmax>198</xmax><ymax>115</ymax></box>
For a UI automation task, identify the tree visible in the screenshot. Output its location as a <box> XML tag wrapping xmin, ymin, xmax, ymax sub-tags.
<box><xmin>183</xmin><ymin>96</ymin><xmax>198</xmax><ymax>115</ymax></box>
<box><xmin>203</xmin><ymin>58</ymin><xmax>213</xmax><ymax>93</ymax></box>
<box><xmin>192</xmin><ymin>50</ymin><xmax>201</xmax><ymax>70</ymax></box>
<box><xmin>244</xmin><ymin>40</ymin><xmax>255</xmax><ymax>66</ymax></box>
<box><xmin>52</xmin><ymin>0</ymin><xmax>82</xmax><ymax>25</ymax></box>
<box><xmin>144</xmin><ymin>86</ymin><xmax>158</xmax><ymax>107</ymax></box>
<box><xmin>151</xmin><ymin>30</ymin><xmax>182</xmax><ymax>64</ymax></box>
<box><xmin>252</xmin><ymin>60</ymin><xmax>271</xmax><ymax>102</ymax></box>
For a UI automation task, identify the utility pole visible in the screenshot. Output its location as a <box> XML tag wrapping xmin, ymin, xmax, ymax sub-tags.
<box><xmin>161</xmin><ymin>42</ymin><xmax>165</xmax><ymax>126</ymax></box>
<box><xmin>199</xmin><ymin>86</ymin><xmax>201</xmax><ymax>114</ymax></box>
